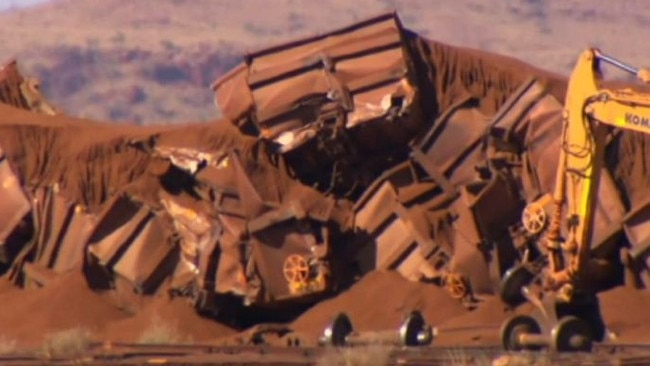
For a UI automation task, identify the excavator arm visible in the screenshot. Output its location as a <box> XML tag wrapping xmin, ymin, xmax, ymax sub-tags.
<box><xmin>544</xmin><ymin>48</ymin><xmax>650</xmax><ymax>294</ymax></box>
<box><xmin>499</xmin><ymin>49</ymin><xmax>650</xmax><ymax>353</ymax></box>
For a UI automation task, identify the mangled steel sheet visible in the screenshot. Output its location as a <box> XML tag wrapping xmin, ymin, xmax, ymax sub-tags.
<box><xmin>86</xmin><ymin>193</ymin><xmax>179</xmax><ymax>294</ymax></box>
<box><xmin>418</xmin><ymin>80</ymin><xmax>546</xmax><ymax>296</ymax></box>
<box><xmin>0</xmin><ymin>145</ymin><xmax>32</xmax><ymax>270</ymax></box>
<box><xmin>204</xmin><ymin>12</ymin><xmax>637</xmax><ymax>307</ymax></box>
<box><xmin>347</xmin><ymin>79</ymin><xmax>551</xmax><ymax>300</ymax></box>
<box><xmin>155</xmin><ymin>146</ymin><xmax>355</xmax><ymax>308</ymax></box>
<box><xmin>6</xmin><ymin>187</ymin><xmax>48</xmax><ymax>284</ymax></box>
<box><xmin>33</xmin><ymin>186</ymin><xmax>95</xmax><ymax>269</ymax></box>
<box><xmin>162</xmin><ymin>193</ymin><xmax>218</xmax><ymax>276</ymax></box>
<box><xmin>17</xmin><ymin>185</ymin><xmax>97</xmax><ymax>287</ymax></box>
<box><xmin>239</xmin><ymin>170</ymin><xmax>353</xmax><ymax>306</ymax></box>
<box><xmin>246</xmin><ymin>202</ymin><xmax>333</xmax><ymax>303</ymax></box>
<box><xmin>352</xmin><ymin>163</ymin><xmax>453</xmax><ymax>282</ymax></box>
<box><xmin>620</xmin><ymin>197</ymin><xmax>650</xmax><ymax>289</ymax></box>
<box><xmin>213</xmin><ymin>12</ymin><xmax>421</xmax><ymax>198</ymax></box>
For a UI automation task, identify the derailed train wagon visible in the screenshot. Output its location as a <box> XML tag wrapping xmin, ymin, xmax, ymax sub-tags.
<box><xmin>213</xmin><ymin>12</ymin><xmax>422</xmax><ymax>199</ymax></box>
<box><xmin>210</xmin><ymin>12</ymin><xmax>542</xmax><ymax>304</ymax></box>
<box><xmin>0</xmin><ymin>137</ymin><xmax>357</xmax><ymax>315</ymax></box>
<box><xmin>0</xmin><ymin>59</ymin><xmax>61</xmax><ymax>278</ymax></box>
<box><xmin>212</xmin><ymin>11</ymin><xmax>636</xmax><ymax>309</ymax></box>
<box><xmin>0</xmin><ymin>144</ymin><xmax>32</xmax><ymax>274</ymax></box>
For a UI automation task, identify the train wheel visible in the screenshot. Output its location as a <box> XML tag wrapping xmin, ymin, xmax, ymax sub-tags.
<box><xmin>551</xmin><ymin>316</ymin><xmax>593</xmax><ymax>352</ymax></box>
<box><xmin>500</xmin><ymin>315</ymin><xmax>542</xmax><ymax>351</ymax></box>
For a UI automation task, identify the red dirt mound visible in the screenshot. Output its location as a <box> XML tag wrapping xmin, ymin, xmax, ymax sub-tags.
<box><xmin>0</xmin><ymin>271</ymin><xmax>128</xmax><ymax>348</ymax></box>
<box><xmin>599</xmin><ymin>285</ymin><xmax>650</xmax><ymax>343</ymax></box>
<box><xmin>102</xmin><ymin>294</ymin><xmax>236</xmax><ymax>343</ymax></box>
<box><xmin>0</xmin><ymin>103</ymin><xmax>264</xmax><ymax>213</ymax></box>
<box><xmin>290</xmin><ymin>270</ymin><xmax>469</xmax><ymax>339</ymax></box>
<box><xmin>0</xmin><ymin>272</ymin><xmax>236</xmax><ymax>349</ymax></box>
<box><xmin>432</xmin><ymin>296</ymin><xmax>535</xmax><ymax>346</ymax></box>
<box><xmin>430</xmin><ymin>285</ymin><xmax>650</xmax><ymax>346</ymax></box>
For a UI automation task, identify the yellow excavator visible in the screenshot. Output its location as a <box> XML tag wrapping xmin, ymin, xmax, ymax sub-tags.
<box><xmin>499</xmin><ymin>48</ymin><xmax>650</xmax><ymax>352</ymax></box>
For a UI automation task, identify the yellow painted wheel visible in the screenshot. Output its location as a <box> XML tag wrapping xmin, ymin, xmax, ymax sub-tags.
<box><xmin>443</xmin><ymin>273</ymin><xmax>468</xmax><ymax>299</ymax></box>
<box><xmin>283</xmin><ymin>254</ymin><xmax>309</xmax><ymax>285</ymax></box>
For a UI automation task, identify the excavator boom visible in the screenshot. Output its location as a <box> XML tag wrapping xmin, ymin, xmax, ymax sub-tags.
<box><xmin>546</xmin><ymin>48</ymin><xmax>650</xmax><ymax>292</ymax></box>
<box><xmin>497</xmin><ymin>48</ymin><xmax>650</xmax><ymax>353</ymax></box>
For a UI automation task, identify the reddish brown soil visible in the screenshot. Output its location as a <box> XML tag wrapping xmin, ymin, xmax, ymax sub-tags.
<box><xmin>102</xmin><ymin>294</ymin><xmax>236</xmax><ymax>344</ymax></box>
<box><xmin>289</xmin><ymin>271</ymin><xmax>469</xmax><ymax>340</ymax></box>
<box><xmin>0</xmin><ymin>272</ymin><xmax>128</xmax><ymax>348</ymax></box>
<box><xmin>0</xmin><ymin>272</ymin><xmax>236</xmax><ymax>349</ymax></box>
<box><xmin>432</xmin><ymin>296</ymin><xmax>535</xmax><ymax>346</ymax></box>
<box><xmin>285</xmin><ymin>270</ymin><xmax>540</xmax><ymax>347</ymax></box>
<box><xmin>2</xmin><ymin>267</ymin><xmax>650</xmax><ymax>351</ymax></box>
<box><xmin>599</xmin><ymin>285</ymin><xmax>650</xmax><ymax>343</ymax></box>
<box><xmin>287</xmin><ymin>272</ymin><xmax>650</xmax><ymax>347</ymax></box>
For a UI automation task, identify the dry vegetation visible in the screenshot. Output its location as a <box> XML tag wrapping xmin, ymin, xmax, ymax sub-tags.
<box><xmin>491</xmin><ymin>354</ymin><xmax>551</xmax><ymax>366</ymax></box>
<box><xmin>137</xmin><ymin>314</ymin><xmax>192</xmax><ymax>345</ymax></box>
<box><xmin>445</xmin><ymin>348</ymin><xmax>493</xmax><ymax>366</ymax></box>
<box><xmin>0</xmin><ymin>335</ymin><xmax>17</xmax><ymax>355</ymax></box>
<box><xmin>41</xmin><ymin>327</ymin><xmax>93</xmax><ymax>359</ymax></box>
<box><xmin>1</xmin><ymin>0</ymin><xmax>649</xmax><ymax>124</ymax></box>
<box><xmin>316</xmin><ymin>344</ymin><xmax>394</xmax><ymax>366</ymax></box>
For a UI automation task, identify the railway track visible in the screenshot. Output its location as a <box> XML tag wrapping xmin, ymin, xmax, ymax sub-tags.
<box><xmin>3</xmin><ymin>342</ymin><xmax>650</xmax><ymax>365</ymax></box>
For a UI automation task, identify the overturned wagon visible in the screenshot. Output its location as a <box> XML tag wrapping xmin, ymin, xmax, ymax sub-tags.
<box><xmin>211</xmin><ymin>12</ymin><xmax>558</xmax><ymax>304</ymax></box>
<box><xmin>0</xmin><ymin>62</ymin><xmax>356</xmax><ymax>319</ymax></box>
<box><xmin>0</xmin><ymin>119</ymin><xmax>357</xmax><ymax>321</ymax></box>
<box><xmin>212</xmin><ymin>11</ymin><xmax>643</xmax><ymax>310</ymax></box>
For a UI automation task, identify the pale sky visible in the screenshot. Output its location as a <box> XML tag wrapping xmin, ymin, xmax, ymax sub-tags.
<box><xmin>0</xmin><ymin>0</ymin><xmax>50</xmax><ymax>11</ymax></box>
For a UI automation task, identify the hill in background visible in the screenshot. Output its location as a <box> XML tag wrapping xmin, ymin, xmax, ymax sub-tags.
<box><xmin>1</xmin><ymin>0</ymin><xmax>649</xmax><ymax>124</ymax></box>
